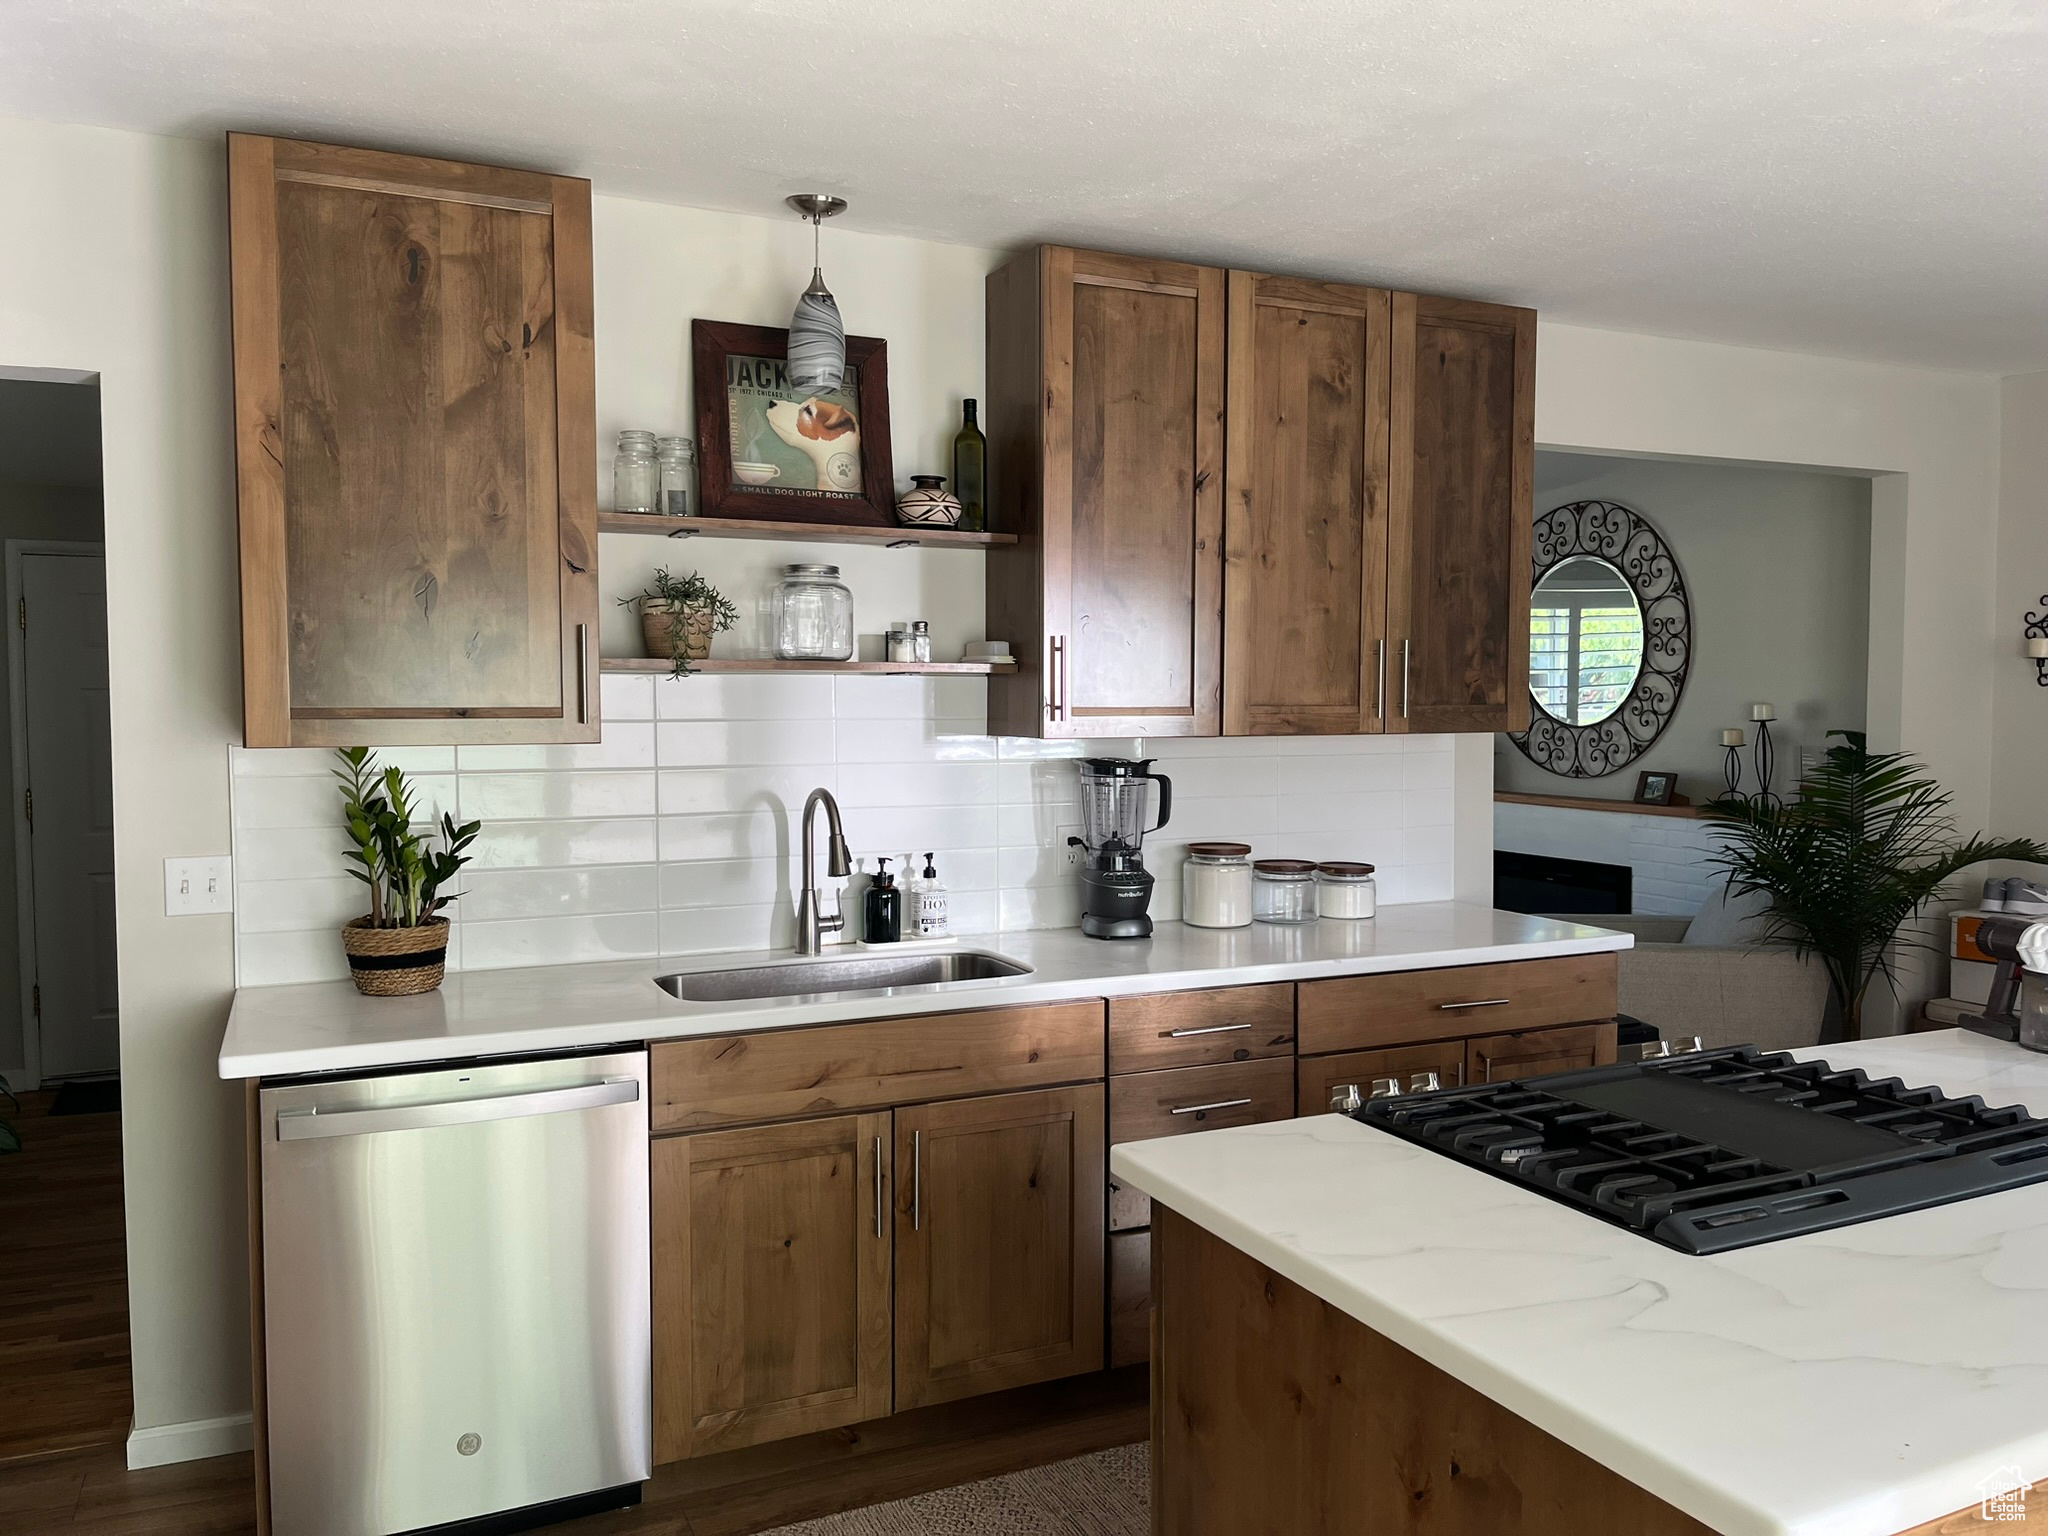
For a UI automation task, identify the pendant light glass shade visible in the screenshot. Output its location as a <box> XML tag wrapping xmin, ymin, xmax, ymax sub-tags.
<box><xmin>786</xmin><ymin>194</ymin><xmax>848</xmax><ymax>394</ymax></box>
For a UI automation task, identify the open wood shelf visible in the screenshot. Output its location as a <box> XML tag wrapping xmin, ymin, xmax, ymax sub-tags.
<box><xmin>601</xmin><ymin>656</ymin><xmax>1017</xmax><ymax>676</ymax></box>
<box><xmin>598</xmin><ymin>512</ymin><xmax>1017</xmax><ymax>548</ymax></box>
<box><xmin>1494</xmin><ymin>789</ymin><xmax>1705</xmax><ymax>820</ymax></box>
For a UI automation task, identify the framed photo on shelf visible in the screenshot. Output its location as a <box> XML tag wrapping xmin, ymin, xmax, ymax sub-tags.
<box><xmin>691</xmin><ymin>320</ymin><xmax>896</xmax><ymax>527</ymax></box>
<box><xmin>1632</xmin><ymin>770</ymin><xmax>1678</xmax><ymax>807</ymax></box>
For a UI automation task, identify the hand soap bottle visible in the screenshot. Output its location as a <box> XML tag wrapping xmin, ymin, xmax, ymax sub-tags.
<box><xmin>915</xmin><ymin>852</ymin><xmax>949</xmax><ymax>938</ymax></box>
<box><xmin>864</xmin><ymin>857</ymin><xmax>902</xmax><ymax>943</ymax></box>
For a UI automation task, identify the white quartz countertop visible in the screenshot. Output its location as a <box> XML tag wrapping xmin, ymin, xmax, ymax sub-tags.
<box><xmin>218</xmin><ymin>904</ymin><xmax>1627</xmax><ymax>1079</ymax></box>
<box><xmin>1111</xmin><ymin>1029</ymin><xmax>2048</xmax><ymax>1536</ymax></box>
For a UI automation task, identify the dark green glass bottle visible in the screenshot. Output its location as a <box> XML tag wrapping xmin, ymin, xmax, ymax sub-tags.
<box><xmin>952</xmin><ymin>398</ymin><xmax>987</xmax><ymax>533</ymax></box>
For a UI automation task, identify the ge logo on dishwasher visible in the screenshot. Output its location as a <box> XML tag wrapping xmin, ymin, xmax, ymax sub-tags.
<box><xmin>456</xmin><ymin>1433</ymin><xmax>482</xmax><ymax>1457</ymax></box>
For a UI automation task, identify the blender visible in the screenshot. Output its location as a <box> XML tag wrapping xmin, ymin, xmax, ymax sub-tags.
<box><xmin>1069</xmin><ymin>758</ymin><xmax>1173</xmax><ymax>939</ymax></box>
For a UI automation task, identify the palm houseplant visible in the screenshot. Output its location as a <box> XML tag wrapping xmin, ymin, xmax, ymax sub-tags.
<box><xmin>1703</xmin><ymin>732</ymin><xmax>2048</xmax><ymax>1039</ymax></box>
<box><xmin>334</xmin><ymin>747</ymin><xmax>481</xmax><ymax>997</ymax></box>
<box><xmin>624</xmin><ymin>566</ymin><xmax>739</xmax><ymax>678</ymax></box>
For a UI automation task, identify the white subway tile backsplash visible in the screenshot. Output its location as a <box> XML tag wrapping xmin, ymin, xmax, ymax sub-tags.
<box><xmin>232</xmin><ymin>693</ymin><xmax>1465</xmax><ymax>986</ymax></box>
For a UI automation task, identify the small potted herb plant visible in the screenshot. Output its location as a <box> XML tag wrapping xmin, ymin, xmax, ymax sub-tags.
<box><xmin>334</xmin><ymin>747</ymin><xmax>481</xmax><ymax>996</ymax></box>
<box><xmin>624</xmin><ymin>566</ymin><xmax>739</xmax><ymax>678</ymax></box>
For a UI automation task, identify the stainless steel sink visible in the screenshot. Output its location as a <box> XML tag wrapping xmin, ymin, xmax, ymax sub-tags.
<box><xmin>654</xmin><ymin>950</ymin><xmax>1032</xmax><ymax>1003</ymax></box>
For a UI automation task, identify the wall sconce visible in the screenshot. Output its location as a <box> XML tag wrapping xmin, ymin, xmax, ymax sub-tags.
<box><xmin>2025</xmin><ymin>596</ymin><xmax>2048</xmax><ymax>686</ymax></box>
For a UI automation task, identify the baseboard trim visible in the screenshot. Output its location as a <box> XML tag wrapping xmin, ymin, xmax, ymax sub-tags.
<box><xmin>125</xmin><ymin>1411</ymin><xmax>254</xmax><ymax>1469</ymax></box>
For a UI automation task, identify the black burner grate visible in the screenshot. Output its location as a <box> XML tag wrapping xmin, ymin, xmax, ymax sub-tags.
<box><xmin>1354</xmin><ymin>1046</ymin><xmax>2048</xmax><ymax>1253</ymax></box>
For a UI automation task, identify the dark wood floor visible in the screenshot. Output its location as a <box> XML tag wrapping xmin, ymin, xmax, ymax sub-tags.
<box><xmin>0</xmin><ymin>1090</ymin><xmax>132</xmax><ymax>1464</ymax></box>
<box><xmin>1</xmin><ymin>1359</ymin><xmax>1146</xmax><ymax>1535</ymax></box>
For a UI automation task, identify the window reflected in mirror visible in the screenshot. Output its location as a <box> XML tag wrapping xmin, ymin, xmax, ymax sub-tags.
<box><xmin>1529</xmin><ymin>555</ymin><xmax>1644</xmax><ymax>725</ymax></box>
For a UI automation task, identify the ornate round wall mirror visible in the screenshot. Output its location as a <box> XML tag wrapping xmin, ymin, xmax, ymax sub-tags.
<box><xmin>1509</xmin><ymin>500</ymin><xmax>1690</xmax><ymax>778</ymax></box>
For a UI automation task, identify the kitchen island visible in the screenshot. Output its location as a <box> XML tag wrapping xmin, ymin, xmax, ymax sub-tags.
<box><xmin>1113</xmin><ymin>1029</ymin><xmax>2048</xmax><ymax>1536</ymax></box>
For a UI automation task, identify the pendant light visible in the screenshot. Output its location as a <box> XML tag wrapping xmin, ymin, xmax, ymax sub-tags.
<box><xmin>785</xmin><ymin>193</ymin><xmax>848</xmax><ymax>394</ymax></box>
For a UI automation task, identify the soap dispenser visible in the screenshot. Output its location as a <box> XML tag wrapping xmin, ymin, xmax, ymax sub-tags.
<box><xmin>916</xmin><ymin>852</ymin><xmax>949</xmax><ymax>938</ymax></box>
<box><xmin>864</xmin><ymin>857</ymin><xmax>902</xmax><ymax>943</ymax></box>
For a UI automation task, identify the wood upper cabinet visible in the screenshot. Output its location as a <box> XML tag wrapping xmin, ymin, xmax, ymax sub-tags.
<box><xmin>893</xmin><ymin>1084</ymin><xmax>1106</xmax><ymax>1409</ymax></box>
<box><xmin>986</xmin><ymin>246</ymin><xmax>1224</xmax><ymax>738</ymax></box>
<box><xmin>1385</xmin><ymin>293</ymin><xmax>1535</xmax><ymax>735</ymax></box>
<box><xmin>652</xmin><ymin>1113</ymin><xmax>892</xmax><ymax>1462</ymax></box>
<box><xmin>227</xmin><ymin>134</ymin><xmax>599</xmax><ymax>746</ymax></box>
<box><xmin>1222</xmin><ymin>274</ymin><xmax>1392</xmax><ymax>735</ymax></box>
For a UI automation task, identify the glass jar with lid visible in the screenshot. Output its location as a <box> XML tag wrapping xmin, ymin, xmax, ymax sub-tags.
<box><xmin>654</xmin><ymin>436</ymin><xmax>696</xmax><ymax>518</ymax></box>
<box><xmin>1316</xmin><ymin>862</ymin><xmax>1377</xmax><ymax>920</ymax></box>
<box><xmin>1251</xmin><ymin>859</ymin><xmax>1318</xmax><ymax>924</ymax></box>
<box><xmin>773</xmin><ymin>564</ymin><xmax>854</xmax><ymax>660</ymax></box>
<box><xmin>612</xmin><ymin>429</ymin><xmax>658</xmax><ymax>514</ymax></box>
<box><xmin>1183</xmin><ymin>842</ymin><xmax>1253</xmax><ymax>928</ymax></box>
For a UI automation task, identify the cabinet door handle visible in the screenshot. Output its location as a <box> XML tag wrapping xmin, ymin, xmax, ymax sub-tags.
<box><xmin>911</xmin><ymin>1129</ymin><xmax>922</xmax><ymax>1232</ymax></box>
<box><xmin>1166</xmin><ymin>1022</ymin><xmax>1251</xmax><ymax>1038</ymax></box>
<box><xmin>1439</xmin><ymin>998</ymin><xmax>1512</xmax><ymax>1010</ymax></box>
<box><xmin>575</xmin><ymin>623</ymin><xmax>591</xmax><ymax>725</ymax></box>
<box><xmin>1047</xmin><ymin>635</ymin><xmax>1067</xmax><ymax>722</ymax></box>
<box><xmin>874</xmin><ymin>1134</ymin><xmax>884</xmax><ymax>1238</ymax></box>
<box><xmin>1401</xmin><ymin>638</ymin><xmax>1411</xmax><ymax>720</ymax></box>
<box><xmin>1375</xmin><ymin>638</ymin><xmax>1386</xmax><ymax>724</ymax></box>
<box><xmin>1169</xmin><ymin>1097</ymin><xmax>1253</xmax><ymax>1117</ymax></box>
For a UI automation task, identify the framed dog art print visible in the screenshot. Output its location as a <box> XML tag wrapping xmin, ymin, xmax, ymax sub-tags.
<box><xmin>691</xmin><ymin>320</ymin><xmax>897</xmax><ymax>527</ymax></box>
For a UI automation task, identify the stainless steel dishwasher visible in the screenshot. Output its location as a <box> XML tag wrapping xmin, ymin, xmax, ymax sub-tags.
<box><xmin>258</xmin><ymin>1049</ymin><xmax>651</xmax><ymax>1536</ymax></box>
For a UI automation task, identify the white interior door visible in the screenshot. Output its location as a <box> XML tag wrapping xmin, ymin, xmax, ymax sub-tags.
<box><xmin>22</xmin><ymin>551</ymin><xmax>117</xmax><ymax>1079</ymax></box>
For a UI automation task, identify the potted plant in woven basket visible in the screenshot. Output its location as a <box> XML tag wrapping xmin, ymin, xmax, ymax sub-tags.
<box><xmin>333</xmin><ymin>747</ymin><xmax>482</xmax><ymax>997</ymax></box>
<box><xmin>623</xmin><ymin>566</ymin><xmax>739</xmax><ymax>678</ymax></box>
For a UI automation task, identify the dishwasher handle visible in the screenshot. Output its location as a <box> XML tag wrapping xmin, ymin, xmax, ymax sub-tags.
<box><xmin>275</xmin><ymin>1078</ymin><xmax>641</xmax><ymax>1141</ymax></box>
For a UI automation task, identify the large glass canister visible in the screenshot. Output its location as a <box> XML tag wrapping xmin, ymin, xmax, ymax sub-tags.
<box><xmin>1252</xmin><ymin>859</ymin><xmax>1318</xmax><ymax>924</ymax></box>
<box><xmin>773</xmin><ymin>564</ymin><xmax>854</xmax><ymax>660</ymax></box>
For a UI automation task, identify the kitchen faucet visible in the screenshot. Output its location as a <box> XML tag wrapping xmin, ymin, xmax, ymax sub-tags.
<box><xmin>796</xmin><ymin>787</ymin><xmax>852</xmax><ymax>955</ymax></box>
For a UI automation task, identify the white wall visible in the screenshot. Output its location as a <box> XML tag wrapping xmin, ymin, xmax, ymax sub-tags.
<box><xmin>1992</xmin><ymin>372</ymin><xmax>2048</xmax><ymax>847</ymax></box>
<box><xmin>0</xmin><ymin>111</ymin><xmax>2017</xmax><ymax>1459</ymax></box>
<box><xmin>1498</xmin><ymin>452</ymin><xmax>1871</xmax><ymax>802</ymax></box>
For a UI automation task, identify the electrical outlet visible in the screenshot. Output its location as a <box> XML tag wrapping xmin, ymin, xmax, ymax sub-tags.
<box><xmin>1058</xmin><ymin>826</ymin><xmax>1086</xmax><ymax>869</ymax></box>
<box><xmin>165</xmin><ymin>855</ymin><xmax>233</xmax><ymax>917</ymax></box>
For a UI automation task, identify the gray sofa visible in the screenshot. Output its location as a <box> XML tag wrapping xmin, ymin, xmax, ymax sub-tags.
<box><xmin>1552</xmin><ymin>897</ymin><xmax>1831</xmax><ymax>1053</ymax></box>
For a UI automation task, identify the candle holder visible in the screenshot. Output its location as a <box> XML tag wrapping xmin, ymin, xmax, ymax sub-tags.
<box><xmin>1751</xmin><ymin>717</ymin><xmax>1780</xmax><ymax>809</ymax></box>
<box><xmin>1722</xmin><ymin>742</ymin><xmax>1747</xmax><ymax>803</ymax></box>
<box><xmin>2025</xmin><ymin>597</ymin><xmax>2048</xmax><ymax>686</ymax></box>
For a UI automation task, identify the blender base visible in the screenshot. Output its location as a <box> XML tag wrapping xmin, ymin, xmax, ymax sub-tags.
<box><xmin>1081</xmin><ymin>912</ymin><xmax>1154</xmax><ymax>940</ymax></box>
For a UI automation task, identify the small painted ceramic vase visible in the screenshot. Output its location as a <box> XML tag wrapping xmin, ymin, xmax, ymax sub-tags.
<box><xmin>896</xmin><ymin>475</ymin><xmax>964</xmax><ymax>528</ymax></box>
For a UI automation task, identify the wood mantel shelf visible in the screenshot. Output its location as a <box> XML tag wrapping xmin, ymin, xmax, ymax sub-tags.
<box><xmin>598</xmin><ymin>512</ymin><xmax>1018</xmax><ymax>548</ymax></box>
<box><xmin>600</xmin><ymin>657</ymin><xmax>1017</xmax><ymax>677</ymax></box>
<box><xmin>1495</xmin><ymin>789</ymin><xmax>1706</xmax><ymax>821</ymax></box>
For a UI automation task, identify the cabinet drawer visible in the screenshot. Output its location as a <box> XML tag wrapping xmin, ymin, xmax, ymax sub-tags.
<box><xmin>650</xmin><ymin>1000</ymin><xmax>1106</xmax><ymax>1132</ymax></box>
<box><xmin>1297</xmin><ymin>1040</ymin><xmax>1466</xmax><ymax>1116</ymax></box>
<box><xmin>1108</xmin><ymin>1057</ymin><xmax>1294</xmax><ymax>1231</ymax></box>
<box><xmin>1466</xmin><ymin>1022</ymin><xmax>1617</xmax><ymax>1084</ymax></box>
<box><xmin>1107</xmin><ymin>984</ymin><xmax>1295</xmax><ymax>1072</ymax></box>
<box><xmin>1297</xmin><ymin>955</ymin><xmax>1617</xmax><ymax>1055</ymax></box>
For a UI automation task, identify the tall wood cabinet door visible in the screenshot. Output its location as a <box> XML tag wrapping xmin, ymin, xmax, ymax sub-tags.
<box><xmin>987</xmin><ymin>246</ymin><xmax>1224</xmax><ymax>738</ymax></box>
<box><xmin>651</xmin><ymin>1113</ymin><xmax>893</xmax><ymax>1462</ymax></box>
<box><xmin>1384</xmin><ymin>292</ymin><xmax>1535</xmax><ymax>735</ymax></box>
<box><xmin>894</xmin><ymin>1084</ymin><xmax>1106</xmax><ymax>1409</ymax></box>
<box><xmin>227</xmin><ymin>133</ymin><xmax>599</xmax><ymax>747</ymax></box>
<box><xmin>1465</xmin><ymin>1022</ymin><xmax>1617</xmax><ymax>1085</ymax></box>
<box><xmin>1222</xmin><ymin>273</ymin><xmax>1392</xmax><ymax>735</ymax></box>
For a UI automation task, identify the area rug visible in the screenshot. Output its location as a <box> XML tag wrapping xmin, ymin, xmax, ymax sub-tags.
<box><xmin>761</xmin><ymin>1442</ymin><xmax>1149</xmax><ymax>1535</ymax></box>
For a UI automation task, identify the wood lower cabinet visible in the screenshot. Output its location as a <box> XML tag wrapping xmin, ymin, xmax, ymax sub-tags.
<box><xmin>1385</xmin><ymin>292</ymin><xmax>1535</xmax><ymax>735</ymax></box>
<box><xmin>652</xmin><ymin>1113</ymin><xmax>892</xmax><ymax>1462</ymax></box>
<box><xmin>895</xmin><ymin>1085</ymin><xmax>1106</xmax><ymax>1410</ymax></box>
<box><xmin>986</xmin><ymin>246</ymin><xmax>1224</xmax><ymax>738</ymax></box>
<box><xmin>1466</xmin><ymin>1022</ymin><xmax>1617</xmax><ymax>1083</ymax></box>
<box><xmin>227</xmin><ymin>134</ymin><xmax>599</xmax><ymax>747</ymax></box>
<box><xmin>1297</xmin><ymin>1039</ymin><xmax>1467</xmax><ymax>1116</ymax></box>
<box><xmin>1298</xmin><ymin>954</ymin><xmax>1619</xmax><ymax>1056</ymax></box>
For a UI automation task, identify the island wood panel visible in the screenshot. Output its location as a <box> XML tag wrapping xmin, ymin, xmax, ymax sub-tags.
<box><xmin>648</xmin><ymin>1000</ymin><xmax>1106</xmax><ymax>1131</ymax></box>
<box><xmin>1296</xmin><ymin>1037</ymin><xmax>1469</xmax><ymax>1115</ymax></box>
<box><xmin>894</xmin><ymin>1085</ymin><xmax>1106</xmax><ymax>1410</ymax></box>
<box><xmin>1105</xmin><ymin>982</ymin><xmax>1295</xmax><ymax>1072</ymax></box>
<box><xmin>228</xmin><ymin>133</ymin><xmax>598</xmax><ymax>746</ymax></box>
<box><xmin>1222</xmin><ymin>272</ymin><xmax>1391</xmax><ymax>735</ymax></box>
<box><xmin>1297</xmin><ymin>953</ymin><xmax>1618</xmax><ymax>1056</ymax></box>
<box><xmin>984</xmin><ymin>246</ymin><xmax>1223</xmax><ymax>738</ymax></box>
<box><xmin>1466</xmin><ymin>1021</ymin><xmax>1617</xmax><ymax>1083</ymax></box>
<box><xmin>1107</xmin><ymin>1229</ymin><xmax>1151</xmax><ymax>1369</ymax></box>
<box><xmin>1384</xmin><ymin>291</ymin><xmax>1534</xmax><ymax>736</ymax></box>
<box><xmin>652</xmin><ymin>1114</ymin><xmax>892</xmax><ymax>1462</ymax></box>
<box><xmin>1107</xmin><ymin>1056</ymin><xmax>1297</xmax><ymax>1232</ymax></box>
<box><xmin>1150</xmin><ymin>1206</ymin><xmax>1717</xmax><ymax>1536</ymax></box>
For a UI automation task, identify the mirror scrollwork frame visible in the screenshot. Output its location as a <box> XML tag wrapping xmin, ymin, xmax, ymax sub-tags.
<box><xmin>1509</xmin><ymin>499</ymin><xmax>1691</xmax><ymax>778</ymax></box>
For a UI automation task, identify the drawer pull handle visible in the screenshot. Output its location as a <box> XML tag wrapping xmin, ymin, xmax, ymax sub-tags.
<box><xmin>1438</xmin><ymin>998</ymin><xmax>1512</xmax><ymax>1010</ymax></box>
<box><xmin>1166</xmin><ymin>1022</ymin><xmax>1253</xmax><ymax>1038</ymax></box>
<box><xmin>1169</xmin><ymin>1097</ymin><xmax>1253</xmax><ymax>1116</ymax></box>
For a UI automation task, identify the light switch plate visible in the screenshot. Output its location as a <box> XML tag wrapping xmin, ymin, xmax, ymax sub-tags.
<box><xmin>165</xmin><ymin>855</ymin><xmax>233</xmax><ymax>916</ymax></box>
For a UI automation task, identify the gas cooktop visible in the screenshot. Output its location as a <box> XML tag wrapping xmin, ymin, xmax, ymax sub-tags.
<box><xmin>1352</xmin><ymin>1045</ymin><xmax>2048</xmax><ymax>1253</ymax></box>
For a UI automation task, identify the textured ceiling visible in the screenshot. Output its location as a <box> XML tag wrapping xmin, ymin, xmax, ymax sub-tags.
<box><xmin>5</xmin><ymin>0</ymin><xmax>2045</xmax><ymax>372</ymax></box>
